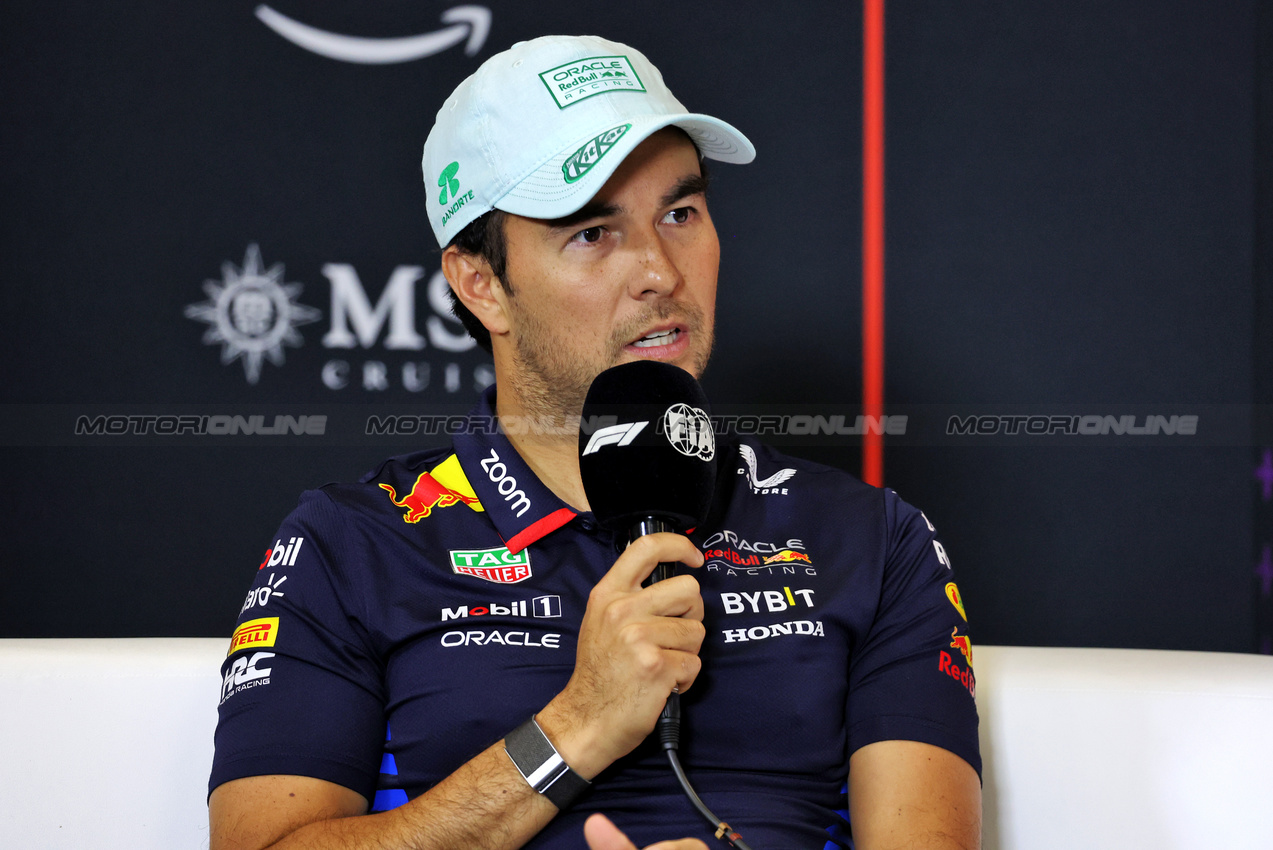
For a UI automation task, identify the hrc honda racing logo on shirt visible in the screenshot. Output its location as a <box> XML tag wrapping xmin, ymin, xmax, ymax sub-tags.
<box><xmin>220</xmin><ymin>651</ymin><xmax>274</xmax><ymax>705</ymax></box>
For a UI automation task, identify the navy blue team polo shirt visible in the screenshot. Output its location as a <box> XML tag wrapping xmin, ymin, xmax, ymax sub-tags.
<box><xmin>210</xmin><ymin>388</ymin><xmax>980</xmax><ymax>849</ymax></box>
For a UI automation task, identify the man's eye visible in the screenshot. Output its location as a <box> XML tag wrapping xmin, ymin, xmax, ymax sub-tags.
<box><xmin>572</xmin><ymin>226</ymin><xmax>605</xmax><ymax>244</ymax></box>
<box><xmin>664</xmin><ymin>207</ymin><xmax>692</xmax><ymax>224</ymax></box>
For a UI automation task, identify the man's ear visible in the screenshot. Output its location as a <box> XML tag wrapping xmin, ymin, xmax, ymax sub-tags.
<box><xmin>441</xmin><ymin>246</ymin><xmax>511</xmax><ymax>338</ymax></box>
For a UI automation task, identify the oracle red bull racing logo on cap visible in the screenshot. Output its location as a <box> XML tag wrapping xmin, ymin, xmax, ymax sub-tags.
<box><xmin>381</xmin><ymin>471</ymin><xmax>481</xmax><ymax>523</ymax></box>
<box><xmin>538</xmin><ymin>55</ymin><xmax>645</xmax><ymax>108</ymax></box>
<box><xmin>450</xmin><ymin>547</ymin><xmax>532</xmax><ymax>584</ymax></box>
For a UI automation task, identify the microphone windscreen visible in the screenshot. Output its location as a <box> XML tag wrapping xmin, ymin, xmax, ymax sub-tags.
<box><xmin>579</xmin><ymin>361</ymin><xmax>717</xmax><ymax>532</ymax></box>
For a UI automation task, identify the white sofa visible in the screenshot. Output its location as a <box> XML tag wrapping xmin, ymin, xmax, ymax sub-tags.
<box><xmin>1</xmin><ymin>640</ymin><xmax>1271</xmax><ymax>849</ymax></box>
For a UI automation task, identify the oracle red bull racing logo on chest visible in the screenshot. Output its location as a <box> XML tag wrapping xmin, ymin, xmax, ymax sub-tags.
<box><xmin>450</xmin><ymin>547</ymin><xmax>532</xmax><ymax>584</ymax></box>
<box><xmin>381</xmin><ymin>471</ymin><xmax>481</xmax><ymax>522</ymax></box>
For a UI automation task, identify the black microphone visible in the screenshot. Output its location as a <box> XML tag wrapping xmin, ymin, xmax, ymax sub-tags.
<box><xmin>578</xmin><ymin>360</ymin><xmax>717</xmax><ymax>735</ymax></box>
<box><xmin>578</xmin><ymin>362</ymin><xmax>753</xmax><ymax>850</ymax></box>
<box><xmin>578</xmin><ymin>359</ymin><xmax>717</xmax><ymax>571</ymax></box>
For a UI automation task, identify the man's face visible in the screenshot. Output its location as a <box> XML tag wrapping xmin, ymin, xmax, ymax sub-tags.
<box><xmin>493</xmin><ymin>129</ymin><xmax>719</xmax><ymax>419</ymax></box>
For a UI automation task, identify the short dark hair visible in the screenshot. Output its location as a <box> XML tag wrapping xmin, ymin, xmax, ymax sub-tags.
<box><xmin>444</xmin><ymin>209</ymin><xmax>508</xmax><ymax>353</ymax></box>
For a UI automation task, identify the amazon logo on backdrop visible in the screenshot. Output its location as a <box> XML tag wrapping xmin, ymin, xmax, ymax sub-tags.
<box><xmin>254</xmin><ymin>5</ymin><xmax>491</xmax><ymax>64</ymax></box>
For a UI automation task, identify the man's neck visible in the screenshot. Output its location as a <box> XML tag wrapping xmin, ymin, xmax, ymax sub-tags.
<box><xmin>493</xmin><ymin>379</ymin><xmax>591</xmax><ymax>513</ymax></box>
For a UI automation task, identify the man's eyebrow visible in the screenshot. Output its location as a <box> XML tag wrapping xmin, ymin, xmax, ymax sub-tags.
<box><xmin>544</xmin><ymin>201</ymin><xmax>622</xmax><ymax>235</ymax></box>
<box><xmin>541</xmin><ymin>173</ymin><xmax>710</xmax><ymax>237</ymax></box>
<box><xmin>660</xmin><ymin>173</ymin><xmax>710</xmax><ymax>209</ymax></box>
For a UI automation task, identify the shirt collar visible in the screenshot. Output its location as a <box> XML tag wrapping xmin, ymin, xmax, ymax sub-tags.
<box><xmin>453</xmin><ymin>387</ymin><xmax>578</xmax><ymax>554</ymax></box>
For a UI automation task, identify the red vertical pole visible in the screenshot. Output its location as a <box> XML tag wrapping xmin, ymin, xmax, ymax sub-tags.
<box><xmin>862</xmin><ymin>0</ymin><xmax>886</xmax><ymax>487</ymax></box>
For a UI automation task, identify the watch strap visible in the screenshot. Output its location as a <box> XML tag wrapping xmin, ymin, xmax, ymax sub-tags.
<box><xmin>504</xmin><ymin>717</ymin><xmax>591</xmax><ymax>809</ymax></box>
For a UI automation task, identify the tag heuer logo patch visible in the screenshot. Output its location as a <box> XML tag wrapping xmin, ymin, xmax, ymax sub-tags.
<box><xmin>563</xmin><ymin>123</ymin><xmax>631</xmax><ymax>184</ymax></box>
<box><xmin>538</xmin><ymin>55</ymin><xmax>645</xmax><ymax>108</ymax></box>
<box><xmin>450</xmin><ymin>547</ymin><xmax>532</xmax><ymax>584</ymax></box>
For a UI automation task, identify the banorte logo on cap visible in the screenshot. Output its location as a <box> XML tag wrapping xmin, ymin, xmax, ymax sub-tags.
<box><xmin>438</xmin><ymin>161</ymin><xmax>475</xmax><ymax>228</ymax></box>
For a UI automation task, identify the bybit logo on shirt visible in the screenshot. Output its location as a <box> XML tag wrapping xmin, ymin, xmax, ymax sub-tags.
<box><xmin>719</xmin><ymin>587</ymin><xmax>815</xmax><ymax>615</ymax></box>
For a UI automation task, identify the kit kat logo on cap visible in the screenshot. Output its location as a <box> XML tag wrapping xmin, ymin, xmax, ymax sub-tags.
<box><xmin>538</xmin><ymin>55</ymin><xmax>645</xmax><ymax>108</ymax></box>
<box><xmin>563</xmin><ymin>124</ymin><xmax>631</xmax><ymax>184</ymax></box>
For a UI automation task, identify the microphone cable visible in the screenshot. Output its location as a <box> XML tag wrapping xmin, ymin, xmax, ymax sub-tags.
<box><xmin>643</xmin><ymin>541</ymin><xmax>756</xmax><ymax>850</ymax></box>
<box><xmin>658</xmin><ymin>693</ymin><xmax>754</xmax><ymax>850</ymax></box>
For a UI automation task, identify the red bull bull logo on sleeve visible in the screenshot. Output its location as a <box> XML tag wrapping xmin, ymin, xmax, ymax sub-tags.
<box><xmin>380</xmin><ymin>456</ymin><xmax>483</xmax><ymax>523</ymax></box>
<box><xmin>949</xmin><ymin>626</ymin><xmax>974</xmax><ymax>668</ymax></box>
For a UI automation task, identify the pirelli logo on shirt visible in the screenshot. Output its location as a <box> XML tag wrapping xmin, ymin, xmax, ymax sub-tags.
<box><xmin>228</xmin><ymin>617</ymin><xmax>280</xmax><ymax>656</ymax></box>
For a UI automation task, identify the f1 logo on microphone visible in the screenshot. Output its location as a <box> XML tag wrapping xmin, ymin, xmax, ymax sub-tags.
<box><xmin>581</xmin><ymin>421</ymin><xmax>648</xmax><ymax>455</ymax></box>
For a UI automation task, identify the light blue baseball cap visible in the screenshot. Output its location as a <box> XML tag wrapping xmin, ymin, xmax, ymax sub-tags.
<box><xmin>422</xmin><ymin>34</ymin><xmax>755</xmax><ymax>248</ymax></box>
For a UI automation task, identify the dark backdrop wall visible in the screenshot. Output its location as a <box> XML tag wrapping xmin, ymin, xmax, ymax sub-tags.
<box><xmin>2</xmin><ymin>1</ymin><xmax>1267</xmax><ymax>653</ymax></box>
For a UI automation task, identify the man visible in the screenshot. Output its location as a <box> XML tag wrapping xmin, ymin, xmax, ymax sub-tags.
<box><xmin>209</xmin><ymin>35</ymin><xmax>981</xmax><ymax>850</ymax></box>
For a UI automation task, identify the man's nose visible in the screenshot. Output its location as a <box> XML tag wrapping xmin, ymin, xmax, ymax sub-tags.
<box><xmin>630</xmin><ymin>227</ymin><xmax>683</xmax><ymax>297</ymax></box>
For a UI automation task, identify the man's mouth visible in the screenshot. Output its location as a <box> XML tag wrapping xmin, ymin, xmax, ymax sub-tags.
<box><xmin>630</xmin><ymin>328</ymin><xmax>681</xmax><ymax>349</ymax></box>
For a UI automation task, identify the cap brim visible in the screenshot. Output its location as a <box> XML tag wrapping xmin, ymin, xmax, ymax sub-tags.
<box><xmin>494</xmin><ymin>113</ymin><xmax>755</xmax><ymax>221</ymax></box>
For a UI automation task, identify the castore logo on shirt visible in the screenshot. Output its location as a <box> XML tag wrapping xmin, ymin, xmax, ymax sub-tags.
<box><xmin>738</xmin><ymin>444</ymin><xmax>795</xmax><ymax>495</ymax></box>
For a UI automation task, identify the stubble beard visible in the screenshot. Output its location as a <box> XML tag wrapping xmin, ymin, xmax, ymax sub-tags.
<box><xmin>507</xmin><ymin>297</ymin><xmax>714</xmax><ymax>434</ymax></box>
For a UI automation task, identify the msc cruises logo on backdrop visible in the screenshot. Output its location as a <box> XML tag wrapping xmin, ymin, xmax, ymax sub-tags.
<box><xmin>186</xmin><ymin>244</ymin><xmax>491</xmax><ymax>393</ymax></box>
<box><xmin>254</xmin><ymin>5</ymin><xmax>491</xmax><ymax>64</ymax></box>
<box><xmin>184</xmin><ymin>244</ymin><xmax>322</xmax><ymax>385</ymax></box>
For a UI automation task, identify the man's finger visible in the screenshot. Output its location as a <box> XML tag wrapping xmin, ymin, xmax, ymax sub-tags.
<box><xmin>584</xmin><ymin>813</ymin><xmax>637</xmax><ymax>850</ymax></box>
<box><xmin>583</xmin><ymin>814</ymin><xmax>710</xmax><ymax>850</ymax></box>
<box><xmin>604</xmin><ymin>575</ymin><xmax>704</xmax><ymax>623</ymax></box>
<box><xmin>597</xmin><ymin>533</ymin><xmax>704</xmax><ymax>592</ymax></box>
